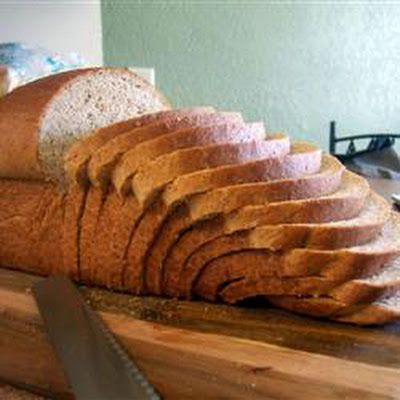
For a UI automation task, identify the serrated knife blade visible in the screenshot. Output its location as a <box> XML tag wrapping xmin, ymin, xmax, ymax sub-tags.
<box><xmin>32</xmin><ymin>275</ymin><xmax>160</xmax><ymax>400</ymax></box>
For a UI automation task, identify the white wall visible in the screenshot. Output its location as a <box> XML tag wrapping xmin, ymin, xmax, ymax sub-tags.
<box><xmin>0</xmin><ymin>1</ymin><xmax>103</xmax><ymax>64</ymax></box>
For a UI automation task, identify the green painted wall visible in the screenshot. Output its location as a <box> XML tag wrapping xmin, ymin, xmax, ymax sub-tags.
<box><xmin>102</xmin><ymin>2</ymin><xmax>400</xmax><ymax>149</ymax></box>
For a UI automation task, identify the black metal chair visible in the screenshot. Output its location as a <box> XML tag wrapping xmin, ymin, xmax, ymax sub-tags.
<box><xmin>329</xmin><ymin>121</ymin><xmax>400</xmax><ymax>162</ymax></box>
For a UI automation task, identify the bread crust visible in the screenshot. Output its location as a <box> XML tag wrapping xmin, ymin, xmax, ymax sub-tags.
<box><xmin>63</xmin><ymin>184</ymin><xmax>87</xmax><ymax>279</ymax></box>
<box><xmin>0</xmin><ymin>179</ymin><xmax>64</xmax><ymax>274</ymax></box>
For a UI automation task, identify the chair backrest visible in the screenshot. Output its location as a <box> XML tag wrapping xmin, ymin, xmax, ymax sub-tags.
<box><xmin>329</xmin><ymin>121</ymin><xmax>400</xmax><ymax>161</ymax></box>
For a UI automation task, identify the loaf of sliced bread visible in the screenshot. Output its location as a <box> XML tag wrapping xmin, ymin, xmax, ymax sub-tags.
<box><xmin>1</xmin><ymin>73</ymin><xmax>400</xmax><ymax>325</ymax></box>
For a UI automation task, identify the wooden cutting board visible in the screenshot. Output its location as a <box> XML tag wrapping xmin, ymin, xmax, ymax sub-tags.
<box><xmin>0</xmin><ymin>268</ymin><xmax>400</xmax><ymax>399</ymax></box>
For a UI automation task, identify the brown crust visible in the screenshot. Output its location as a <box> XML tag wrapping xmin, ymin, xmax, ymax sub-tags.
<box><xmin>0</xmin><ymin>179</ymin><xmax>64</xmax><ymax>274</ymax></box>
<box><xmin>123</xmin><ymin>199</ymin><xmax>168</xmax><ymax>293</ymax></box>
<box><xmin>0</xmin><ymin>69</ymin><xmax>93</xmax><ymax>180</ymax></box>
<box><xmin>62</xmin><ymin>184</ymin><xmax>87</xmax><ymax>279</ymax></box>
<box><xmin>145</xmin><ymin>205</ymin><xmax>192</xmax><ymax>295</ymax></box>
<box><xmin>79</xmin><ymin>187</ymin><xmax>106</xmax><ymax>285</ymax></box>
<box><xmin>91</xmin><ymin>191</ymin><xmax>141</xmax><ymax>289</ymax></box>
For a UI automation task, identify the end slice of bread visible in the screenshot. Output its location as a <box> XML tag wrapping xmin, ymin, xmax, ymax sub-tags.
<box><xmin>0</xmin><ymin>67</ymin><xmax>170</xmax><ymax>183</ymax></box>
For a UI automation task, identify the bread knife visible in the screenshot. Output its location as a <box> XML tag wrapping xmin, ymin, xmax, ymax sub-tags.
<box><xmin>32</xmin><ymin>276</ymin><xmax>160</xmax><ymax>400</ymax></box>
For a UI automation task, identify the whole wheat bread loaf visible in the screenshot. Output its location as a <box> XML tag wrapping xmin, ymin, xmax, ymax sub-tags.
<box><xmin>1</xmin><ymin>70</ymin><xmax>400</xmax><ymax>325</ymax></box>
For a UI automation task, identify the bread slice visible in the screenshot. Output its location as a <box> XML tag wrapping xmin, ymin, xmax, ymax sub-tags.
<box><xmin>334</xmin><ymin>294</ymin><xmax>400</xmax><ymax>324</ymax></box>
<box><xmin>268</xmin><ymin>286</ymin><xmax>400</xmax><ymax>325</ymax></box>
<box><xmin>162</xmin><ymin>142</ymin><xmax>323</xmax><ymax>207</ymax></box>
<box><xmin>132</xmin><ymin>135</ymin><xmax>291</xmax><ymax>207</ymax></box>
<box><xmin>0</xmin><ymin>67</ymin><xmax>170</xmax><ymax>183</ymax></box>
<box><xmin>267</xmin><ymin>256</ymin><xmax>400</xmax><ymax>318</ymax></box>
<box><xmin>66</xmin><ymin>106</ymin><xmax>215</xmax><ymax>185</ymax></box>
<box><xmin>112</xmin><ymin>121</ymin><xmax>264</xmax><ymax>196</ymax></box>
<box><xmin>88</xmin><ymin>112</ymin><xmax>245</xmax><ymax>186</ymax></box>
<box><xmin>267</xmin><ymin>292</ymin><xmax>400</xmax><ymax>322</ymax></box>
<box><xmin>162</xmin><ymin>170</ymin><xmax>367</xmax><ymax>298</ymax></box>
<box><xmin>186</xmin><ymin>193</ymin><xmax>390</xmax><ymax>301</ymax></box>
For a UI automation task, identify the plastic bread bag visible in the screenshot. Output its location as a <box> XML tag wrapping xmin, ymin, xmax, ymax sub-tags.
<box><xmin>0</xmin><ymin>42</ymin><xmax>85</xmax><ymax>96</ymax></box>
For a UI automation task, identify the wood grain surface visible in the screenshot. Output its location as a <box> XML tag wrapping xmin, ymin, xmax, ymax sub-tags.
<box><xmin>1</xmin><ymin>268</ymin><xmax>400</xmax><ymax>399</ymax></box>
